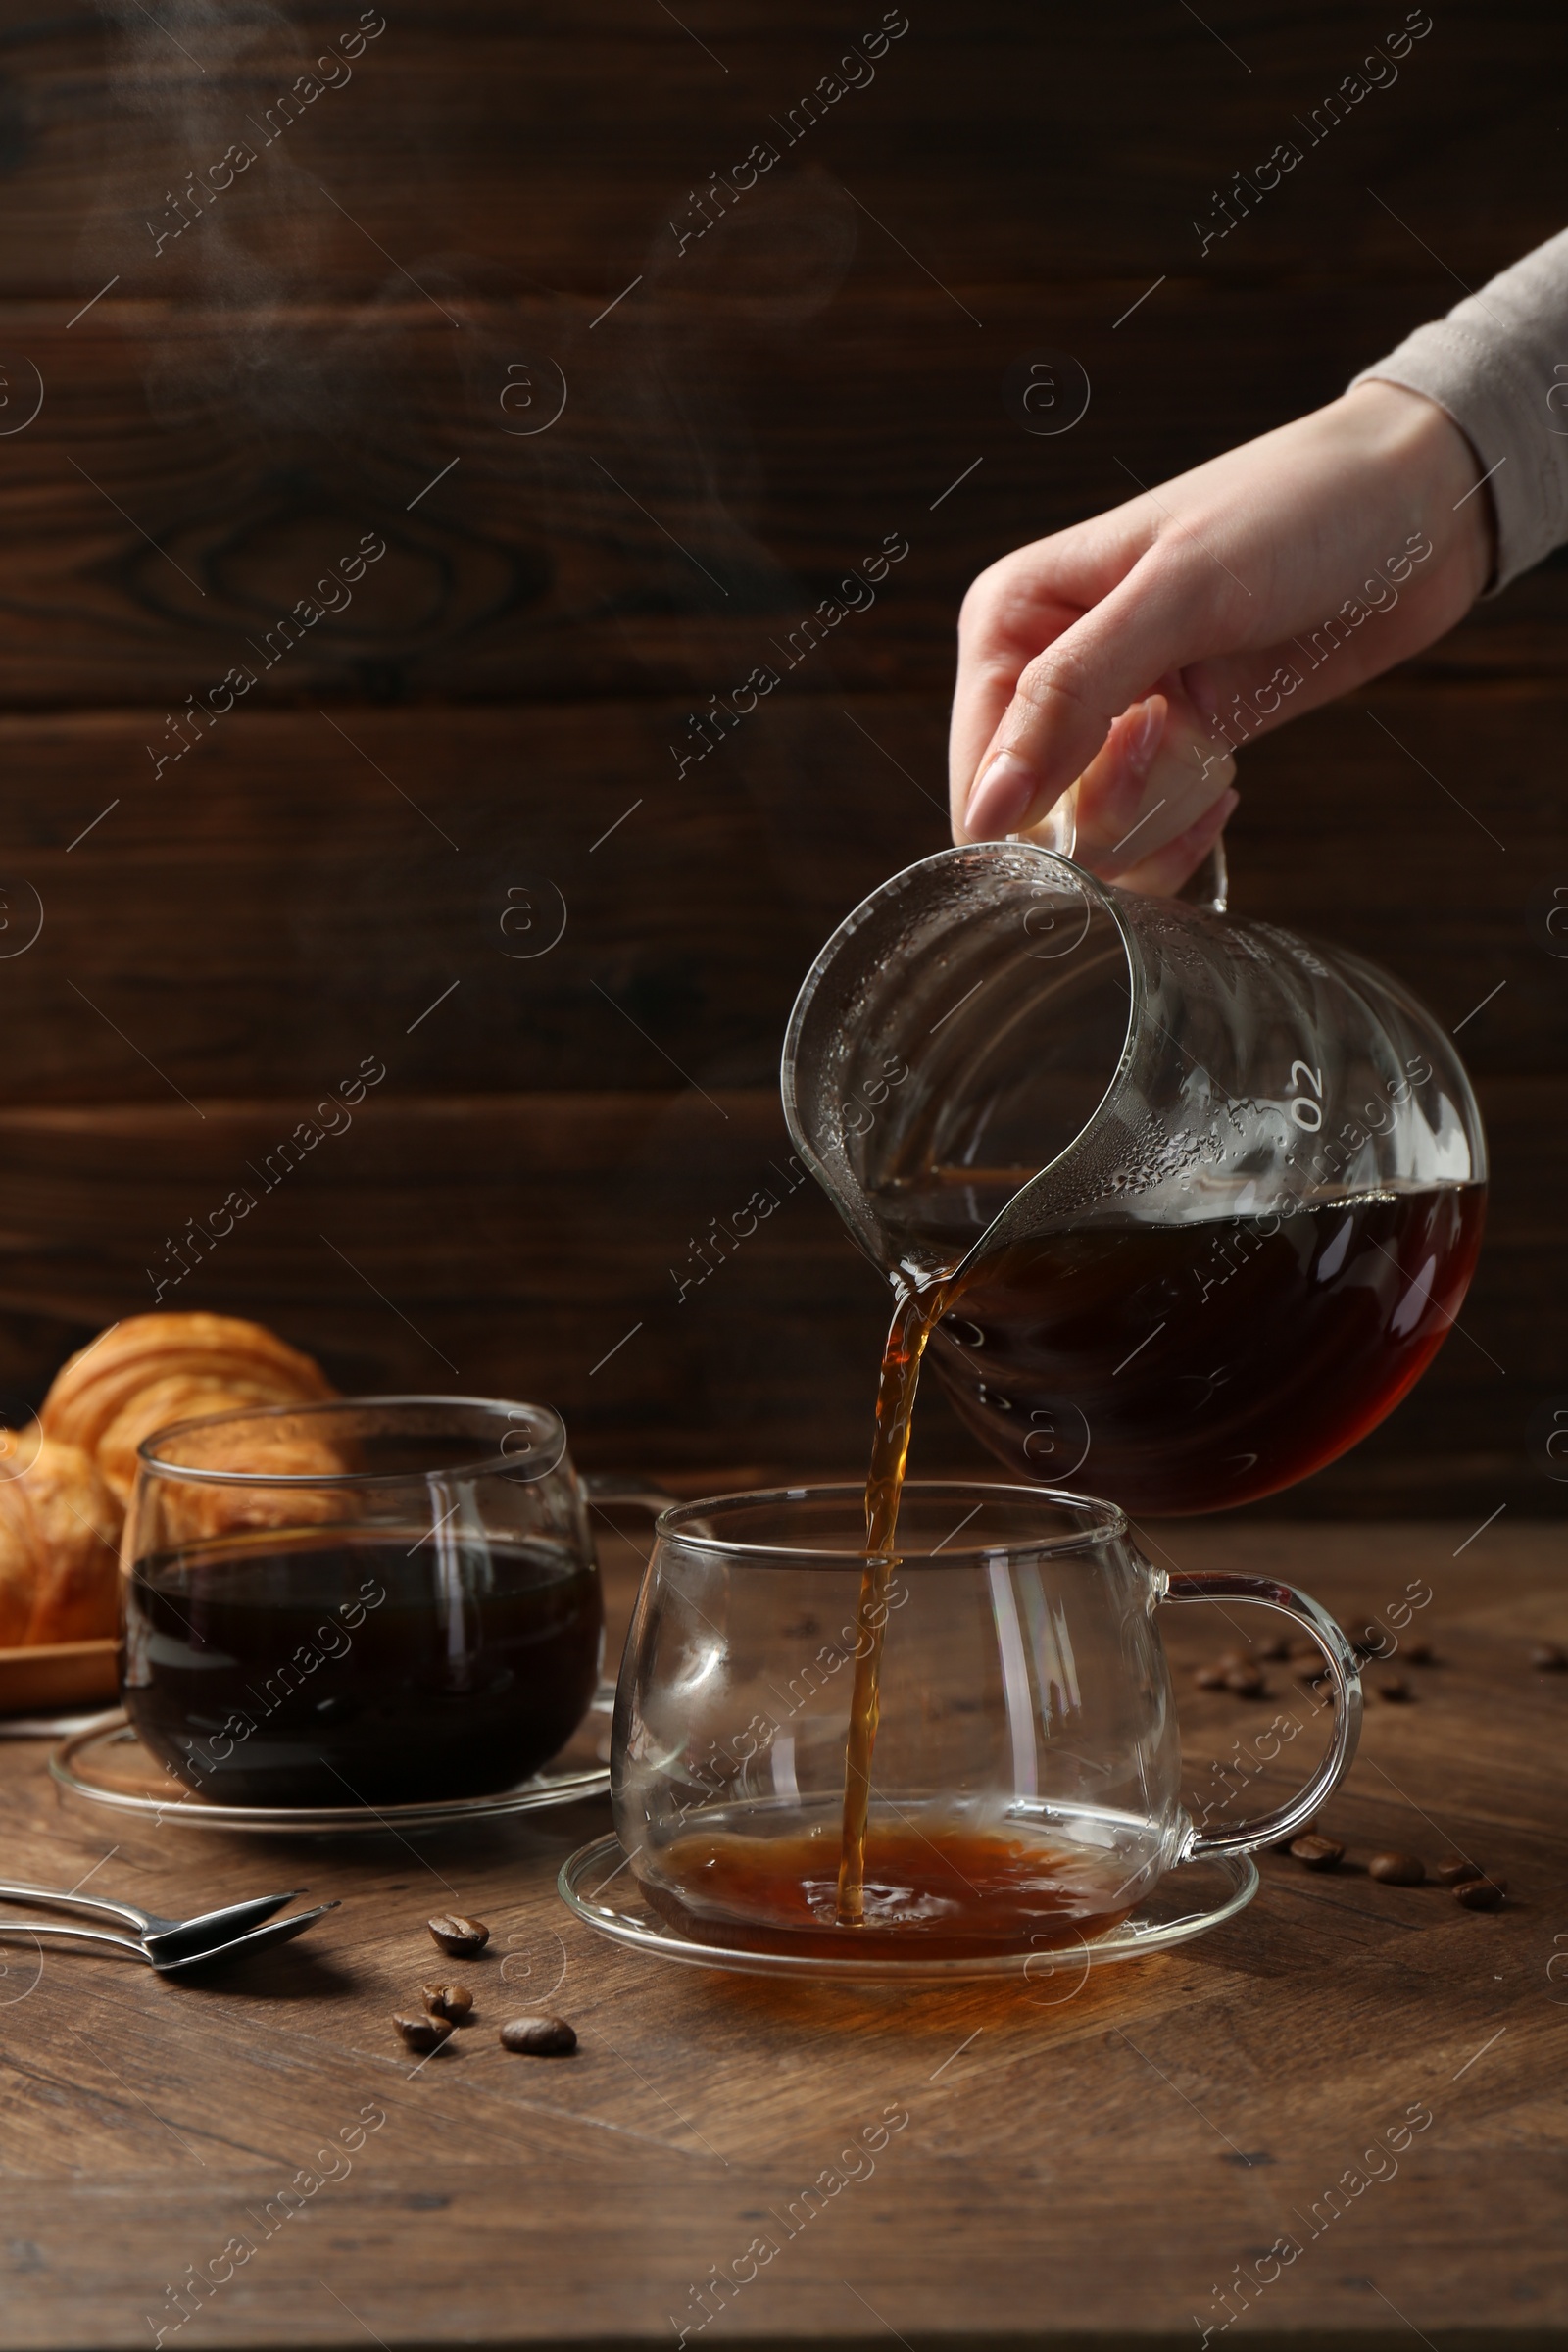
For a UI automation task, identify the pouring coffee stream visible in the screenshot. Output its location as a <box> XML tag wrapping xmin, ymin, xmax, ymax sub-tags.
<box><xmin>783</xmin><ymin>844</ymin><xmax>1489</xmax><ymax>1929</ymax></box>
<box><xmin>835</xmin><ymin>1278</ymin><xmax>943</xmax><ymax>1923</ymax></box>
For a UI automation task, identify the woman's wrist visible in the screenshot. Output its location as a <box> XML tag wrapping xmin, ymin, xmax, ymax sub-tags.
<box><xmin>1337</xmin><ymin>377</ymin><xmax>1494</xmax><ymax>601</ymax></box>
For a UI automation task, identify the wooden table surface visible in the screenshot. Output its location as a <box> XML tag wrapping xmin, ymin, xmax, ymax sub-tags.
<box><xmin>1</xmin><ymin>1511</ymin><xmax>1564</xmax><ymax>2351</ymax></box>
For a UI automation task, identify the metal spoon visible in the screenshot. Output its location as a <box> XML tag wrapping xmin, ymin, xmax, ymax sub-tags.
<box><xmin>0</xmin><ymin>1881</ymin><xmax>338</xmax><ymax>1972</ymax></box>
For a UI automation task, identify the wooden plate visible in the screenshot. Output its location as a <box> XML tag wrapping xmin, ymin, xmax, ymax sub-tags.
<box><xmin>0</xmin><ymin>1639</ymin><xmax>119</xmax><ymax>1715</ymax></box>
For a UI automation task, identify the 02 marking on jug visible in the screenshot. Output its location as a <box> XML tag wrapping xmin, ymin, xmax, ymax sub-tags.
<box><xmin>1288</xmin><ymin>1059</ymin><xmax>1324</xmax><ymax>1130</ymax></box>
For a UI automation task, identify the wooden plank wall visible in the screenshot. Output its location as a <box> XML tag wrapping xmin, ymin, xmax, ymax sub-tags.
<box><xmin>0</xmin><ymin>0</ymin><xmax>1562</xmax><ymax>1516</ymax></box>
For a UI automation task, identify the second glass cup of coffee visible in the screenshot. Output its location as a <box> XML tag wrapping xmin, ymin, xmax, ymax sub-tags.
<box><xmin>612</xmin><ymin>1480</ymin><xmax>1361</xmax><ymax>1960</ymax></box>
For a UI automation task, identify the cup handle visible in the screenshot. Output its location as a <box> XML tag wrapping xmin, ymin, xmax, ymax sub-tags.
<box><xmin>579</xmin><ymin>1473</ymin><xmax>681</xmax><ymax>1518</ymax></box>
<box><xmin>579</xmin><ymin>1477</ymin><xmax>681</xmax><ymax>1713</ymax></box>
<box><xmin>1157</xmin><ymin>1569</ymin><xmax>1362</xmax><ymax>1860</ymax></box>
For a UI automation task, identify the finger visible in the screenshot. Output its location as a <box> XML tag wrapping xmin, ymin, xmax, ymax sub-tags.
<box><xmin>949</xmin><ymin>513</ymin><xmax>1155</xmax><ymax>835</ymax></box>
<box><xmin>949</xmin><ymin>581</ymin><xmax>1087</xmax><ymax>838</ymax></box>
<box><xmin>1005</xmin><ymin>696</ymin><xmax>1159</xmax><ymax>857</ymax></box>
<box><xmin>1110</xmin><ymin>788</ymin><xmax>1238</xmax><ymax>900</ymax></box>
<box><xmin>1065</xmin><ymin>692</ymin><xmax>1236</xmax><ymax>875</ymax></box>
<box><xmin>960</xmin><ymin>552</ymin><xmax>1239</xmax><ymax>838</ymax></box>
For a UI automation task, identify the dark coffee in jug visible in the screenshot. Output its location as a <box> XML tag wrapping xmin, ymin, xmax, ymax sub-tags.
<box><xmin>897</xmin><ymin>1177</ymin><xmax>1486</xmax><ymax>1516</ymax></box>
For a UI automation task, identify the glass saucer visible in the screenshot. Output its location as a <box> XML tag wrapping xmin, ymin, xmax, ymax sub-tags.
<box><xmin>557</xmin><ymin>1832</ymin><xmax>1258</xmax><ymax>1983</ymax></box>
<box><xmin>51</xmin><ymin>1700</ymin><xmax>612</xmax><ymax>1836</ymax></box>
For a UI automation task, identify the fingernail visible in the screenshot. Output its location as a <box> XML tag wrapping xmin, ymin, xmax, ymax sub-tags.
<box><xmin>1087</xmin><ymin>704</ymin><xmax>1163</xmax><ymax>842</ymax></box>
<box><xmin>1131</xmin><ymin>696</ymin><xmax>1163</xmax><ymax>769</ymax></box>
<box><xmin>964</xmin><ymin>751</ymin><xmax>1039</xmax><ymax>838</ymax></box>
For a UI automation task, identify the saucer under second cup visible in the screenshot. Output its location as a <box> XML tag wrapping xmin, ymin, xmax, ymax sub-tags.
<box><xmin>558</xmin><ymin>1829</ymin><xmax>1259</xmax><ymax>1983</ymax></box>
<box><xmin>600</xmin><ymin>1480</ymin><xmax>1358</xmax><ymax>1973</ymax></box>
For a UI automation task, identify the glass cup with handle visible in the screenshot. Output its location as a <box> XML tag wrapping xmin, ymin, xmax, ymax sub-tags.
<box><xmin>612</xmin><ymin>1480</ymin><xmax>1360</xmax><ymax>1961</ymax></box>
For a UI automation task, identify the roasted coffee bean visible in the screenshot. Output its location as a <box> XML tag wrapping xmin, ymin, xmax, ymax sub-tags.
<box><xmin>500</xmin><ymin>2013</ymin><xmax>577</xmax><ymax>2056</ymax></box>
<box><xmin>1255</xmin><ymin>1635</ymin><xmax>1292</xmax><ymax>1662</ymax></box>
<box><xmin>1376</xmin><ymin>1678</ymin><xmax>1412</xmax><ymax>1703</ymax></box>
<box><xmin>1453</xmin><ymin>1876</ymin><xmax>1507</xmax><ymax>1911</ymax></box>
<box><xmin>395</xmin><ymin>2012</ymin><xmax>453</xmax><ymax>2054</ymax></box>
<box><xmin>1529</xmin><ymin>1642</ymin><xmax>1568</xmax><ymax>1673</ymax></box>
<box><xmin>1368</xmin><ymin>1852</ymin><xmax>1425</xmax><ymax>1886</ymax></box>
<box><xmin>1403</xmin><ymin>1641</ymin><xmax>1435</xmax><ymax>1665</ymax></box>
<box><xmin>1195</xmin><ymin>1664</ymin><xmax>1229</xmax><ymax>1690</ymax></box>
<box><xmin>427</xmin><ymin>1913</ymin><xmax>490</xmax><ymax>1957</ymax></box>
<box><xmin>422</xmin><ymin>1983</ymin><xmax>474</xmax><ymax>2024</ymax></box>
<box><xmin>1289</xmin><ymin>1834</ymin><xmax>1344</xmax><ymax>1871</ymax></box>
<box><xmin>1437</xmin><ymin>1858</ymin><xmax>1484</xmax><ymax>1886</ymax></box>
<box><xmin>1224</xmin><ymin>1667</ymin><xmax>1267</xmax><ymax>1697</ymax></box>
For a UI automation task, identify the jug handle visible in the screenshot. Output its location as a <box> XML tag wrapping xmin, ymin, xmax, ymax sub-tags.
<box><xmin>1157</xmin><ymin>1570</ymin><xmax>1361</xmax><ymax>1859</ymax></box>
<box><xmin>1021</xmin><ymin>785</ymin><xmax>1229</xmax><ymax>912</ymax></box>
<box><xmin>1176</xmin><ymin>830</ymin><xmax>1229</xmax><ymax>916</ymax></box>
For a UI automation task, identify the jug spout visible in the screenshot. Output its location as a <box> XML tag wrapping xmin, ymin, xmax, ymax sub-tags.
<box><xmin>781</xmin><ymin>846</ymin><xmax>1136</xmax><ymax>1283</ymax></box>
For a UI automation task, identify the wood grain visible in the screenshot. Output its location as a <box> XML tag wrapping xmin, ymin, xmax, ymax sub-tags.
<box><xmin>0</xmin><ymin>1</ymin><xmax>1562</xmax><ymax>297</ymax></box>
<box><xmin>0</xmin><ymin>1077</ymin><xmax>1551</xmax><ymax>1517</ymax></box>
<box><xmin>0</xmin><ymin>678</ymin><xmax>1555</xmax><ymax>1519</ymax></box>
<box><xmin>0</xmin><ymin>13</ymin><xmax>1563</xmax><ymax>2339</ymax></box>
<box><xmin>0</xmin><ymin>683</ymin><xmax>1560</xmax><ymax>1098</ymax></box>
<box><xmin>0</xmin><ymin>0</ymin><xmax>1561</xmax><ymax>1520</ymax></box>
<box><xmin>0</xmin><ymin>1519</ymin><xmax>1563</xmax><ymax>2345</ymax></box>
<box><xmin>0</xmin><ymin>295</ymin><xmax>1563</xmax><ymax>707</ymax></box>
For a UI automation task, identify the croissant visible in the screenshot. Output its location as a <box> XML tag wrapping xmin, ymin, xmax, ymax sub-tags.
<box><xmin>143</xmin><ymin>1396</ymin><xmax>353</xmax><ymax>1544</ymax></box>
<box><xmin>95</xmin><ymin>1375</ymin><xmax>331</xmax><ymax>1507</ymax></box>
<box><xmin>0</xmin><ymin>1313</ymin><xmax>343</xmax><ymax>1649</ymax></box>
<box><xmin>0</xmin><ymin>1439</ymin><xmax>122</xmax><ymax>1646</ymax></box>
<box><xmin>44</xmin><ymin>1312</ymin><xmax>336</xmax><ymax>1505</ymax></box>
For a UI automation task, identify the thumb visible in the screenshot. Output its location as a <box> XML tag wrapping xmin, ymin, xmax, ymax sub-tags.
<box><xmin>959</xmin><ymin>555</ymin><xmax>1232</xmax><ymax>840</ymax></box>
<box><xmin>1066</xmin><ymin>689</ymin><xmax>1236</xmax><ymax>877</ymax></box>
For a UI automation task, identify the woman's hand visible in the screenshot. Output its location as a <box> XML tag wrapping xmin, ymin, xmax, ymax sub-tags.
<box><xmin>950</xmin><ymin>380</ymin><xmax>1493</xmax><ymax>893</ymax></box>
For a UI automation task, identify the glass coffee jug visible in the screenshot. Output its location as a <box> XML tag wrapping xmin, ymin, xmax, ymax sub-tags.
<box><xmin>782</xmin><ymin>844</ymin><xmax>1486</xmax><ymax>1515</ymax></box>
